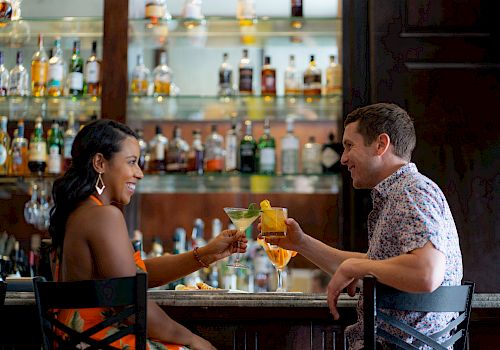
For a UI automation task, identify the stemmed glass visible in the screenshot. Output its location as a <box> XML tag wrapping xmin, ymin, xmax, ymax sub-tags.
<box><xmin>258</xmin><ymin>239</ymin><xmax>296</xmax><ymax>292</ymax></box>
<box><xmin>224</xmin><ymin>207</ymin><xmax>259</xmax><ymax>269</ymax></box>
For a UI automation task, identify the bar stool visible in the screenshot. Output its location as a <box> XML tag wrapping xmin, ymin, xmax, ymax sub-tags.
<box><xmin>33</xmin><ymin>272</ymin><xmax>147</xmax><ymax>350</ymax></box>
<box><xmin>363</xmin><ymin>276</ymin><xmax>474</xmax><ymax>350</ymax></box>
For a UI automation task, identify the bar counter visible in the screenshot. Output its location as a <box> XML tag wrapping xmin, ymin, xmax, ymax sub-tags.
<box><xmin>3</xmin><ymin>291</ymin><xmax>500</xmax><ymax>349</ymax></box>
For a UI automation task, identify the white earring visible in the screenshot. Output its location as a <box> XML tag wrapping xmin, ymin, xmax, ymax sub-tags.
<box><xmin>95</xmin><ymin>172</ymin><xmax>106</xmax><ymax>195</ymax></box>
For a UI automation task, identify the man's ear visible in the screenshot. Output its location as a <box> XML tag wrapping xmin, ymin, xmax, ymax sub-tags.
<box><xmin>376</xmin><ymin>133</ymin><xmax>391</xmax><ymax>156</ymax></box>
<box><xmin>92</xmin><ymin>153</ymin><xmax>106</xmax><ymax>173</ymax></box>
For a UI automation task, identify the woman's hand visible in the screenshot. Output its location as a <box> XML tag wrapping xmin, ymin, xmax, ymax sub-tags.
<box><xmin>258</xmin><ymin>218</ymin><xmax>306</xmax><ymax>252</ymax></box>
<box><xmin>202</xmin><ymin>229</ymin><xmax>247</xmax><ymax>264</ymax></box>
<box><xmin>188</xmin><ymin>334</ymin><xmax>217</xmax><ymax>350</ymax></box>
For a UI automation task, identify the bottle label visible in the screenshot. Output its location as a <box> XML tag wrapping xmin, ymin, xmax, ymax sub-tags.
<box><xmin>69</xmin><ymin>72</ymin><xmax>84</xmax><ymax>90</ymax></box>
<box><xmin>85</xmin><ymin>61</ymin><xmax>100</xmax><ymax>84</ymax></box>
<box><xmin>321</xmin><ymin>148</ymin><xmax>340</xmax><ymax>168</ymax></box>
<box><xmin>64</xmin><ymin>137</ymin><xmax>74</xmax><ymax>159</ymax></box>
<box><xmin>48</xmin><ymin>145</ymin><xmax>62</xmax><ymax>173</ymax></box>
<box><xmin>239</xmin><ymin>68</ymin><xmax>253</xmax><ymax>92</ymax></box>
<box><xmin>219</xmin><ymin>70</ymin><xmax>232</xmax><ymax>85</ymax></box>
<box><xmin>262</xmin><ymin>72</ymin><xmax>276</xmax><ymax>93</ymax></box>
<box><xmin>259</xmin><ymin>148</ymin><xmax>275</xmax><ymax>172</ymax></box>
<box><xmin>31</xmin><ymin>61</ymin><xmax>48</xmax><ymax>84</ymax></box>
<box><xmin>281</xmin><ymin>149</ymin><xmax>298</xmax><ymax>174</ymax></box>
<box><xmin>29</xmin><ymin>142</ymin><xmax>47</xmax><ymax>162</ymax></box>
<box><xmin>47</xmin><ymin>64</ymin><xmax>63</xmax><ymax>86</ymax></box>
<box><xmin>0</xmin><ymin>144</ymin><xmax>7</xmax><ymax>165</ymax></box>
<box><xmin>155</xmin><ymin>143</ymin><xmax>165</xmax><ymax>161</ymax></box>
<box><xmin>225</xmin><ymin>136</ymin><xmax>238</xmax><ymax>171</ymax></box>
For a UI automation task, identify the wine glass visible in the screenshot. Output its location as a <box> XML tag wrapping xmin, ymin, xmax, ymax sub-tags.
<box><xmin>257</xmin><ymin>239</ymin><xmax>296</xmax><ymax>292</ymax></box>
<box><xmin>224</xmin><ymin>207</ymin><xmax>259</xmax><ymax>269</ymax></box>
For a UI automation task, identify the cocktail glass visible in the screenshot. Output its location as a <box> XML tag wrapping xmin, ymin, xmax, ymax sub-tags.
<box><xmin>260</xmin><ymin>207</ymin><xmax>287</xmax><ymax>238</ymax></box>
<box><xmin>257</xmin><ymin>238</ymin><xmax>296</xmax><ymax>292</ymax></box>
<box><xmin>224</xmin><ymin>207</ymin><xmax>260</xmax><ymax>269</ymax></box>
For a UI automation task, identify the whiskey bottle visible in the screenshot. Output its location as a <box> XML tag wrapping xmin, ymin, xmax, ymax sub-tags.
<box><xmin>63</xmin><ymin>113</ymin><xmax>77</xmax><ymax>172</ymax></box>
<box><xmin>303</xmin><ymin>55</ymin><xmax>322</xmax><ymax>96</ymax></box>
<box><xmin>28</xmin><ymin>117</ymin><xmax>47</xmax><ymax>174</ymax></box>
<box><xmin>218</xmin><ymin>53</ymin><xmax>233</xmax><ymax>97</ymax></box>
<box><xmin>291</xmin><ymin>0</ymin><xmax>303</xmax><ymax>17</ymax></box>
<box><xmin>225</xmin><ymin>120</ymin><xmax>239</xmax><ymax>172</ymax></box>
<box><xmin>0</xmin><ymin>51</ymin><xmax>9</xmax><ymax>96</ymax></box>
<box><xmin>166</xmin><ymin>125</ymin><xmax>189</xmax><ymax>173</ymax></box>
<box><xmin>31</xmin><ymin>34</ymin><xmax>49</xmax><ymax>97</ymax></box>
<box><xmin>153</xmin><ymin>51</ymin><xmax>171</xmax><ymax>96</ymax></box>
<box><xmin>284</xmin><ymin>54</ymin><xmax>301</xmax><ymax>96</ymax></box>
<box><xmin>261</xmin><ymin>56</ymin><xmax>276</xmax><ymax>97</ymax></box>
<box><xmin>204</xmin><ymin>124</ymin><xmax>224</xmax><ymax>172</ymax></box>
<box><xmin>239</xmin><ymin>120</ymin><xmax>257</xmax><ymax>173</ymax></box>
<box><xmin>85</xmin><ymin>41</ymin><xmax>101</xmax><ymax>97</ymax></box>
<box><xmin>257</xmin><ymin>118</ymin><xmax>276</xmax><ymax>174</ymax></box>
<box><xmin>187</xmin><ymin>129</ymin><xmax>204</xmax><ymax>175</ymax></box>
<box><xmin>238</xmin><ymin>49</ymin><xmax>253</xmax><ymax>95</ymax></box>
<box><xmin>47</xmin><ymin>120</ymin><xmax>63</xmax><ymax>175</ymax></box>
<box><xmin>148</xmin><ymin>125</ymin><xmax>168</xmax><ymax>173</ymax></box>
<box><xmin>8</xmin><ymin>120</ymin><xmax>28</xmax><ymax>176</ymax></box>
<box><xmin>325</xmin><ymin>54</ymin><xmax>342</xmax><ymax>95</ymax></box>
<box><xmin>9</xmin><ymin>51</ymin><xmax>29</xmax><ymax>96</ymax></box>
<box><xmin>131</xmin><ymin>54</ymin><xmax>151</xmax><ymax>96</ymax></box>
<box><xmin>47</xmin><ymin>38</ymin><xmax>65</xmax><ymax>97</ymax></box>
<box><xmin>321</xmin><ymin>131</ymin><xmax>342</xmax><ymax>174</ymax></box>
<box><xmin>68</xmin><ymin>40</ymin><xmax>84</xmax><ymax>96</ymax></box>
<box><xmin>302</xmin><ymin>136</ymin><xmax>322</xmax><ymax>174</ymax></box>
<box><xmin>281</xmin><ymin>118</ymin><xmax>299</xmax><ymax>175</ymax></box>
<box><xmin>0</xmin><ymin>116</ymin><xmax>9</xmax><ymax>174</ymax></box>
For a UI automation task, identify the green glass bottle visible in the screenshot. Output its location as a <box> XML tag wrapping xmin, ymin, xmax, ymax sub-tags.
<box><xmin>68</xmin><ymin>40</ymin><xmax>84</xmax><ymax>96</ymax></box>
<box><xmin>47</xmin><ymin>120</ymin><xmax>63</xmax><ymax>175</ymax></box>
<box><xmin>28</xmin><ymin>117</ymin><xmax>47</xmax><ymax>174</ymax></box>
<box><xmin>257</xmin><ymin>118</ymin><xmax>276</xmax><ymax>174</ymax></box>
<box><xmin>239</xmin><ymin>120</ymin><xmax>257</xmax><ymax>173</ymax></box>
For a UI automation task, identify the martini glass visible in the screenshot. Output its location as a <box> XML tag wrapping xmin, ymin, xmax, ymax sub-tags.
<box><xmin>224</xmin><ymin>207</ymin><xmax>260</xmax><ymax>269</ymax></box>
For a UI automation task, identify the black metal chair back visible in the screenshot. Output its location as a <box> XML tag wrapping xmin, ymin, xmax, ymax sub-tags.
<box><xmin>363</xmin><ymin>276</ymin><xmax>474</xmax><ymax>350</ymax></box>
<box><xmin>0</xmin><ymin>280</ymin><xmax>6</xmax><ymax>306</ymax></box>
<box><xmin>33</xmin><ymin>272</ymin><xmax>147</xmax><ymax>350</ymax></box>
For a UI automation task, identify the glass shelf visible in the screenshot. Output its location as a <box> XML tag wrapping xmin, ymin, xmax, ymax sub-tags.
<box><xmin>0</xmin><ymin>96</ymin><xmax>100</xmax><ymax>121</ymax></box>
<box><xmin>127</xmin><ymin>95</ymin><xmax>341</xmax><ymax>122</ymax></box>
<box><xmin>137</xmin><ymin>173</ymin><xmax>341</xmax><ymax>194</ymax></box>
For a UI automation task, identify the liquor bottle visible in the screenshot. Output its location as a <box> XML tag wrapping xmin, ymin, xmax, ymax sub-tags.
<box><xmin>148</xmin><ymin>125</ymin><xmax>168</xmax><ymax>173</ymax></box>
<box><xmin>153</xmin><ymin>51</ymin><xmax>171</xmax><ymax>96</ymax></box>
<box><xmin>325</xmin><ymin>54</ymin><xmax>342</xmax><ymax>95</ymax></box>
<box><xmin>47</xmin><ymin>120</ymin><xmax>63</xmax><ymax>175</ymax></box>
<box><xmin>303</xmin><ymin>55</ymin><xmax>322</xmax><ymax>96</ymax></box>
<box><xmin>291</xmin><ymin>0</ymin><xmax>303</xmax><ymax>17</ymax></box>
<box><xmin>218</xmin><ymin>53</ymin><xmax>233</xmax><ymax>97</ymax></box>
<box><xmin>0</xmin><ymin>1</ymin><xmax>12</xmax><ymax>22</ymax></box>
<box><xmin>187</xmin><ymin>129</ymin><xmax>204</xmax><ymax>175</ymax></box>
<box><xmin>47</xmin><ymin>39</ymin><xmax>65</xmax><ymax>97</ymax></box>
<box><xmin>225</xmin><ymin>120</ymin><xmax>239</xmax><ymax>172</ymax></box>
<box><xmin>63</xmin><ymin>113</ymin><xmax>77</xmax><ymax>172</ymax></box>
<box><xmin>145</xmin><ymin>0</ymin><xmax>166</xmax><ymax>20</ymax></box>
<box><xmin>31</xmin><ymin>34</ymin><xmax>49</xmax><ymax>97</ymax></box>
<box><xmin>321</xmin><ymin>131</ymin><xmax>343</xmax><ymax>174</ymax></box>
<box><xmin>68</xmin><ymin>40</ymin><xmax>84</xmax><ymax>96</ymax></box>
<box><xmin>238</xmin><ymin>49</ymin><xmax>253</xmax><ymax>95</ymax></box>
<box><xmin>261</xmin><ymin>56</ymin><xmax>276</xmax><ymax>97</ymax></box>
<box><xmin>281</xmin><ymin>118</ymin><xmax>299</xmax><ymax>175</ymax></box>
<box><xmin>236</xmin><ymin>0</ymin><xmax>256</xmax><ymax>45</ymax></box>
<box><xmin>166</xmin><ymin>125</ymin><xmax>189</xmax><ymax>173</ymax></box>
<box><xmin>204</xmin><ymin>124</ymin><xmax>224</xmax><ymax>172</ymax></box>
<box><xmin>9</xmin><ymin>51</ymin><xmax>29</xmax><ymax>96</ymax></box>
<box><xmin>28</xmin><ymin>117</ymin><xmax>47</xmax><ymax>174</ymax></box>
<box><xmin>284</xmin><ymin>55</ymin><xmax>301</xmax><ymax>96</ymax></box>
<box><xmin>136</xmin><ymin>129</ymin><xmax>148</xmax><ymax>171</ymax></box>
<box><xmin>85</xmin><ymin>41</ymin><xmax>101</xmax><ymax>97</ymax></box>
<box><xmin>8</xmin><ymin>120</ymin><xmax>28</xmax><ymax>176</ymax></box>
<box><xmin>257</xmin><ymin>118</ymin><xmax>276</xmax><ymax>174</ymax></box>
<box><xmin>302</xmin><ymin>136</ymin><xmax>322</xmax><ymax>174</ymax></box>
<box><xmin>131</xmin><ymin>54</ymin><xmax>151</xmax><ymax>96</ymax></box>
<box><xmin>239</xmin><ymin>120</ymin><xmax>257</xmax><ymax>173</ymax></box>
<box><xmin>0</xmin><ymin>116</ymin><xmax>10</xmax><ymax>174</ymax></box>
<box><xmin>0</xmin><ymin>51</ymin><xmax>9</xmax><ymax>96</ymax></box>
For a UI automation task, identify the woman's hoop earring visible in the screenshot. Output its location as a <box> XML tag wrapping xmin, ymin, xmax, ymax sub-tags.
<box><xmin>95</xmin><ymin>172</ymin><xmax>106</xmax><ymax>195</ymax></box>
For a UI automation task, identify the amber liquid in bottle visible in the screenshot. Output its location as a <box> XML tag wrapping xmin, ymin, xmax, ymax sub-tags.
<box><xmin>261</xmin><ymin>56</ymin><xmax>276</xmax><ymax>97</ymax></box>
<box><xmin>31</xmin><ymin>34</ymin><xmax>49</xmax><ymax>97</ymax></box>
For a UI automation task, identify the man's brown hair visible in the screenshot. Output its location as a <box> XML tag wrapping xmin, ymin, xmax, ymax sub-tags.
<box><xmin>344</xmin><ymin>103</ymin><xmax>416</xmax><ymax>161</ymax></box>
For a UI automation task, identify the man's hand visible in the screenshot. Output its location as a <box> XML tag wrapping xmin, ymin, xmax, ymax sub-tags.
<box><xmin>327</xmin><ymin>259</ymin><xmax>361</xmax><ymax>320</ymax></box>
<box><xmin>258</xmin><ymin>218</ymin><xmax>306</xmax><ymax>252</ymax></box>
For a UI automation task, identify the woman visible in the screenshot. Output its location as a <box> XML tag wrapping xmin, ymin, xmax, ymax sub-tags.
<box><xmin>49</xmin><ymin>119</ymin><xmax>246</xmax><ymax>350</ymax></box>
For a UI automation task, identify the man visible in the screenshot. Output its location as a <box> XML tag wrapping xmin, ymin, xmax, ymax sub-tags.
<box><xmin>266</xmin><ymin>103</ymin><xmax>463</xmax><ymax>349</ymax></box>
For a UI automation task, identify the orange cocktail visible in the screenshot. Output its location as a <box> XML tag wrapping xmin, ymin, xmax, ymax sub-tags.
<box><xmin>260</xmin><ymin>207</ymin><xmax>287</xmax><ymax>238</ymax></box>
<box><xmin>257</xmin><ymin>238</ymin><xmax>297</xmax><ymax>292</ymax></box>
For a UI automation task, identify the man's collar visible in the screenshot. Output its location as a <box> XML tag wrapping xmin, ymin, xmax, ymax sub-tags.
<box><xmin>372</xmin><ymin>163</ymin><xmax>417</xmax><ymax>198</ymax></box>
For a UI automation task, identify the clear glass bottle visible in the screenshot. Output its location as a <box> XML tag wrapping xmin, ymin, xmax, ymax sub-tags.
<box><xmin>239</xmin><ymin>120</ymin><xmax>257</xmax><ymax>173</ymax></box>
<box><xmin>85</xmin><ymin>41</ymin><xmax>101</xmax><ymax>97</ymax></box>
<box><xmin>47</xmin><ymin>120</ymin><xmax>63</xmax><ymax>175</ymax></box>
<box><xmin>238</xmin><ymin>49</ymin><xmax>253</xmax><ymax>95</ymax></box>
<box><xmin>225</xmin><ymin>119</ymin><xmax>239</xmax><ymax>172</ymax></box>
<box><xmin>8</xmin><ymin>120</ymin><xmax>28</xmax><ymax>176</ymax></box>
<box><xmin>68</xmin><ymin>40</ymin><xmax>84</xmax><ymax>96</ymax></box>
<box><xmin>0</xmin><ymin>51</ymin><xmax>9</xmax><ymax>96</ymax></box>
<box><xmin>303</xmin><ymin>55</ymin><xmax>322</xmax><ymax>96</ymax></box>
<box><xmin>204</xmin><ymin>124</ymin><xmax>224</xmax><ymax>172</ymax></box>
<box><xmin>135</xmin><ymin>129</ymin><xmax>148</xmax><ymax>171</ymax></box>
<box><xmin>187</xmin><ymin>129</ymin><xmax>204</xmax><ymax>175</ymax></box>
<box><xmin>325</xmin><ymin>54</ymin><xmax>342</xmax><ymax>95</ymax></box>
<box><xmin>166</xmin><ymin>125</ymin><xmax>189</xmax><ymax>173</ymax></box>
<box><xmin>145</xmin><ymin>0</ymin><xmax>166</xmax><ymax>20</ymax></box>
<box><xmin>218</xmin><ymin>53</ymin><xmax>233</xmax><ymax>97</ymax></box>
<box><xmin>0</xmin><ymin>116</ymin><xmax>10</xmax><ymax>174</ymax></box>
<box><xmin>281</xmin><ymin>118</ymin><xmax>299</xmax><ymax>175</ymax></box>
<box><xmin>8</xmin><ymin>51</ymin><xmax>28</xmax><ymax>96</ymax></box>
<box><xmin>302</xmin><ymin>136</ymin><xmax>322</xmax><ymax>174</ymax></box>
<box><xmin>284</xmin><ymin>54</ymin><xmax>301</xmax><ymax>96</ymax></box>
<box><xmin>261</xmin><ymin>56</ymin><xmax>276</xmax><ymax>97</ymax></box>
<box><xmin>47</xmin><ymin>38</ymin><xmax>65</xmax><ymax>97</ymax></box>
<box><xmin>63</xmin><ymin>112</ymin><xmax>77</xmax><ymax>172</ymax></box>
<box><xmin>148</xmin><ymin>125</ymin><xmax>168</xmax><ymax>174</ymax></box>
<box><xmin>153</xmin><ymin>51</ymin><xmax>172</xmax><ymax>96</ymax></box>
<box><xmin>257</xmin><ymin>118</ymin><xmax>276</xmax><ymax>174</ymax></box>
<box><xmin>31</xmin><ymin>34</ymin><xmax>49</xmax><ymax>97</ymax></box>
<box><xmin>131</xmin><ymin>54</ymin><xmax>151</xmax><ymax>96</ymax></box>
<box><xmin>28</xmin><ymin>117</ymin><xmax>47</xmax><ymax>175</ymax></box>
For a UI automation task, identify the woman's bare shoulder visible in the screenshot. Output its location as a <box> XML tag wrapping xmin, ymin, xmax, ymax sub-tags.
<box><xmin>68</xmin><ymin>203</ymin><xmax>126</xmax><ymax>238</ymax></box>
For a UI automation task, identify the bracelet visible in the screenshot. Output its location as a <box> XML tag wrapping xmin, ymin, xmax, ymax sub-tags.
<box><xmin>193</xmin><ymin>247</ymin><xmax>209</xmax><ymax>268</ymax></box>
